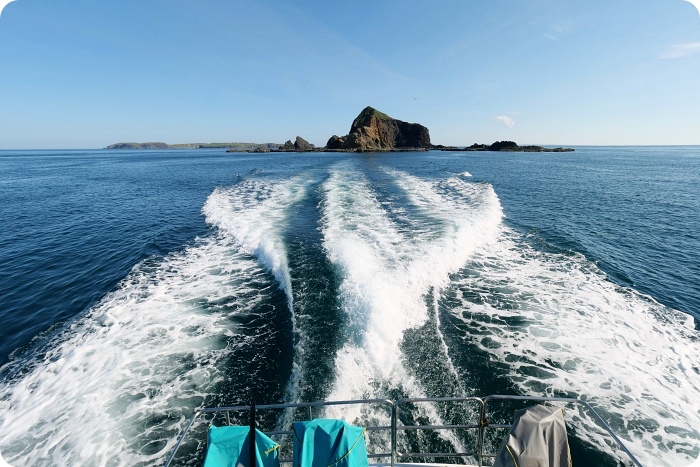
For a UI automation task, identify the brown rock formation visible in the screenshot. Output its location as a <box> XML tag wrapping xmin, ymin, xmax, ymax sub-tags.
<box><xmin>327</xmin><ymin>107</ymin><xmax>431</xmax><ymax>151</ymax></box>
<box><xmin>325</xmin><ymin>135</ymin><xmax>346</xmax><ymax>149</ymax></box>
<box><xmin>294</xmin><ymin>136</ymin><xmax>313</xmax><ymax>151</ymax></box>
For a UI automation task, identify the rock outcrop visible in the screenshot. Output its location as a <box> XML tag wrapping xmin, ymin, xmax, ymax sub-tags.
<box><xmin>325</xmin><ymin>135</ymin><xmax>346</xmax><ymax>150</ymax></box>
<box><xmin>327</xmin><ymin>106</ymin><xmax>431</xmax><ymax>151</ymax></box>
<box><xmin>294</xmin><ymin>136</ymin><xmax>313</xmax><ymax>151</ymax></box>
<box><xmin>280</xmin><ymin>140</ymin><xmax>295</xmax><ymax>151</ymax></box>
<box><xmin>438</xmin><ymin>141</ymin><xmax>574</xmax><ymax>153</ymax></box>
<box><xmin>278</xmin><ymin>136</ymin><xmax>314</xmax><ymax>152</ymax></box>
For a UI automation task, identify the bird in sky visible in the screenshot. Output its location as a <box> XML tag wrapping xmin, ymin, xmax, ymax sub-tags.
<box><xmin>685</xmin><ymin>0</ymin><xmax>700</xmax><ymax>17</ymax></box>
<box><xmin>0</xmin><ymin>0</ymin><xmax>15</xmax><ymax>18</ymax></box>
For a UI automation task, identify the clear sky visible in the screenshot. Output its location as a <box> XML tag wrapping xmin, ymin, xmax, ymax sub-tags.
<box><xmin>0</xmin><ymin>0</ymin><xmax>699</xmax><ymax>148</ymax></box>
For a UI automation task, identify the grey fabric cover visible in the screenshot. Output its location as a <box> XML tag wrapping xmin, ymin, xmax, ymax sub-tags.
<box><xmin>493</xmin><ymin>405</ymin><xmax>572</xmax><ymax>467</ymax></box>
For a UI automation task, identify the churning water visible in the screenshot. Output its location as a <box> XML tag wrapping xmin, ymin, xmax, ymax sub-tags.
<box><xmin>0</xmin><ymin>148</ymin><xmax>698</xmax><ymax>466</ymax></box>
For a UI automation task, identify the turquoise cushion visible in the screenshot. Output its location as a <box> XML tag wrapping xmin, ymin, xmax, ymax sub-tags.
<box><xmin>292</xmin><ymin>419</ymin><xmax>368</xmax><ymax>467</ymax></box>
<box><xmin>204</xmin><ymin>426</ymin><xmax>280</xmax><ymax>467</ymax></box>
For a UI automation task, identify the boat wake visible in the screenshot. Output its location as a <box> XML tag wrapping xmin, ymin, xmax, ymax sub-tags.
<box><xmin>320</xmin><ymin>164</ymin><xmax>502</xmax><ymax>402</ymax></box>
<box><xmin>444</xmin><ymin>229</ymin><xmax>700</xmax><ymax>466</ymax></box>
<box><xmin>0</xmin><ymin>163</ymin><xmax>698</xmax><ymax>466</ymax></box>
<box><xmin>0</xmin><ymin>235</ymin><xmax>289</xmax><ymax>465</ymax></box>
<box><xmin>319</xmin><ymin>162</ymin><xmax>502</xmax><ymax>455</ymax></box>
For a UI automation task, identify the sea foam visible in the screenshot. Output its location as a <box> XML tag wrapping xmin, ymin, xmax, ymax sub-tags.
<box><xmin>319</xmin><ymin>162</ymin><xmax>503</xmax><ymax>456</ymax></box>
<box><xmin>0</xmin><ymin>176</ymin><xmax>310</xmax><ymax>466</ymax></box>
<box><xmin>0</xmin><ymin>236</ymin><xmax>278</xmax><ymax>466</ymax></box>
<box><xmin>447</xmin><ymin>229</ymin><xmax>700</xmax><ymax>465</ymax></box>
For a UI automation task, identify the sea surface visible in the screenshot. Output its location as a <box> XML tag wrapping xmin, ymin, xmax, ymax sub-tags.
<box><xmin>0</xmin><ymin>148</ymin><xmax>698</xmax><ymax>466</ymax></box>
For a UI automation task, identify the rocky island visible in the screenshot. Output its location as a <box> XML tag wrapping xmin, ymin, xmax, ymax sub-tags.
<box><xmin>270</xmin><ymin>106</ymin><xmax>431</xmax><ymax>153</ymax></box>
<box><xmin>435</xmin><ymin>140</ymin><xmax>574</xmax><ymax>153</ymax></box>
<box><xmin>273</xmin><ymin>108</ymin><xmax>572</xmax><ymax>153</ymax></box>
<box><xmin>324</xmin><ymin>106</ymin><xmax>430</xmax><ymax>151</ymax></box>
<box><xmin>106</xmin><ymin>107</ymin><xmax>573</xmax><ymax>153</ymax></box>
<box><xmin>278</xmin><ymin>136</ymin><xmax>314</xmax><ymax>152</ymax></box>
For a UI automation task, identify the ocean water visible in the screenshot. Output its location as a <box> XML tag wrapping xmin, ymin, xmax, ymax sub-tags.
<box><xmin>0</xmin><ymin>147</ymin><xmax>698</xmax><ymax>466</ymax></box>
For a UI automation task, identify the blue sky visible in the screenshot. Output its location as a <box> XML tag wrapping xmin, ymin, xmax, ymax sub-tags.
<box><xmin>0</xmin><ymin>0</ymin><xmax>699</xmax><ymax>148</ymax></box>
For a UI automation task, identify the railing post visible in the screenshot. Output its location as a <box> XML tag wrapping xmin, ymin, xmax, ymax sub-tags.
<box><xmin>391</xmin><ymin>401</ymin><xmax>397</xmax><ymax>467</ymax></box>
<box><xmin>250</xmin><ymin>398</ymin><xmax>257</xmax><ymax>467</ymax></box>
<box><xmin>163</xmin><ymin>410</ymin><xmax>202</xmax><ymax>467</ymax></box>
<box><xmin>477</xmin><ymin>399</ymin><xmax>486</xmax><ymax>467</ymax></box>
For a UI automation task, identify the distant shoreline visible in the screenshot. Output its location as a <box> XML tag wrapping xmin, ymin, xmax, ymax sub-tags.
<box><xmin>435</xmin><ymin>142</ymin><xmax>574</xmax><ymax>153</ymax></box>
<box><xmin>104</xmin><ymin>141</ymin><xmax>575</xmax><ymax>153</ymax></box>
<box><xmin>104</xmin><ymin>142</ymin><xmax>281</xmax><ymax>150</ymax></box>
<box><xmin>104</xmin><ymin>107</ymin><xmax>575</xmax><ymax>153</ymax></box>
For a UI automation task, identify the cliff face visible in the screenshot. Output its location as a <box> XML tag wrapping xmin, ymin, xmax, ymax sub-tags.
<box><xmin>327</xmin><ymin>107</ymin><xmax>431</xmax><ymax>151</ymax></box>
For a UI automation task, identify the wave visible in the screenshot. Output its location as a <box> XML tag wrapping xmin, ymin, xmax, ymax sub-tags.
<box><xmin>0</xmin><ymin>175</ymin><xmax>313</xmax><ymax>465</ymax></box>
<box><xmin>202</xmin><ymin>178</ymin><xmax>311</xmax><ymax>309</ymax></box>
<box><xmin>0</xmin><ymin>235</ymin><xmax>285</xmax><ymax>466</ymax></box>
<box><xmin>445</xmin><ymin>229</ymin><xmax>700</xmax><ymax>466</ymax></box>
<box><xmin>321</xmin><ymin>163</ymin><xmax>502</xmax><ymax>458</ymax></box>
<box><xmin>318</xmin><ymin>164</ymin><xmax>699</xmax><ymax>464</ymax></box>
<box><xmin>319</xmin><ymin>162</ymin><xmax>502</xmax><ymax>450</ymax></box>
<box><xmin>203</xmin><ymin>176</ymin><xmax>322</xmax><ymax>423</ymax></box>
<box><xmin>2</xmin><ymin>164</ymin><xmax>697</xmax><ymax>466</ymax></box>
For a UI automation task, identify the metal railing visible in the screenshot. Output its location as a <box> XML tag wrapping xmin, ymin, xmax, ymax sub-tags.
<box><xmin>164</xmin><ymin>395</ymin><xmax>644</xmax><ymax>467</ymax></box>
<box><xmin>393</xmin><ymin>396</ymin><xmax>484</xmax><ymax>463</ymax></box>
<box><xmin>164</xmin><ymin>399</ymin><xmax>396</xmax><ymax>467</ymax></box>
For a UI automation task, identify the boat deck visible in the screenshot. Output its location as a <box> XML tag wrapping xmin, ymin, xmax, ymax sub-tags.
<box><xmin>378</xmin><ymin>464</ymin><xmax>477</xmax><ymax>467</ymax></box>
<box><xmin>164</xmin><ymin>395</ymin><xmax>644</xmax><ymax>467</ymax></box>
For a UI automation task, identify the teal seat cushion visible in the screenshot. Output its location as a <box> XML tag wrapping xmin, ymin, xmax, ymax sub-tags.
<box><xmin>292</xmin><ymin>419</ymin><xmax>368</xmax><ymax>467</ymax></box>
<box><xmin>204</xmin><ymin>426</ymin><xmax>280</xmax><ymax>467</ymax></box>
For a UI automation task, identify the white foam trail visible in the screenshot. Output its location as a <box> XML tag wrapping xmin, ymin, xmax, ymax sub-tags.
<box><xmin>202</xmin><ymin>176</ymin><xmax>316</xmax><ymax>416</ymax></box>
<box><xmin>321</xmin><ymin>166</ymin><xmax>426</xmax><ymax>378</ymax></box>
<box><xmin>387</xmin><ymin>169</ymin><xmax>503</xmax><ymax>292</ymax></box>
<box><xmin>319</xmin><ymin>163</ymin><xmax>503</xmax><ymax>454</ymax></box>
<box><xmin>449</xmin><ymin>229</ymin><xmax>700</xmax><ymax>466</ymax></box>
<box><xmin>203</xmin><ymin>177</ymin><xmax>312</xmax><ymax>309</ymax></box>
<box><xmin>462</xmin><ymin>171</ymin><xmax>472</xmax><ymax>177</ymax></box>
<box><xmin>0</xmin><ymin>236</ymin><xmax>276</xmax><ymax>466</ymax></box>
<box><xmin>431</xmin><ymin>291</ymin><xmax>462</xmax><ymax>386</ymax></box>
<box><xmin>323</xmin><ymin>363</ymin><xmax>466</xmax><ymax>457</ymax></box>
<box><xmin>387</xmin><ymin>169</ymin><xmax>502</xmax><ymax>393</ymax></box>
<box><xmin>0</xmin><ymin>176</ymin><xmax>311</xmax><ymax>466</ymax></box>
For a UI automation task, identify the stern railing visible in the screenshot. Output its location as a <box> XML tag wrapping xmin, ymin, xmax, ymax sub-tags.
<box><xmin>164</xmin><ymin>395</ymin><xmax>643</xmax><ymax>467</ymax></box>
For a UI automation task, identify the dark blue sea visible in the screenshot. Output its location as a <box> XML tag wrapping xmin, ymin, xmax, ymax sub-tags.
<box><xmin>0</xmin><ymin>148</ymin><xmax>698</xmax><ymax>466</ymax></box>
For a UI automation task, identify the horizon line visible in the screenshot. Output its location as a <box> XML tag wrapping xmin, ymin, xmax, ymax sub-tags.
<box><xmin>1</xmin><ymin>144</ymin><xmax>700</xmax><ymax>151</ymax></box>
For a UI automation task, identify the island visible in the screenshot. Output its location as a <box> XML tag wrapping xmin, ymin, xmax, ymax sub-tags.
<box><xmin>435</xmin><ymin>141</ymin><xmax>574</xmax><ymax>153</ymax></box>
<box><xmin>105</xmin><ymin>142</ymin><xmax>280</xmax><ymax>150</ymax></box>
<box><xmin>278</xmin><ymin>136</ymin><xmax>314</xmax><ymax>152</ymax></box>
<box><xmin>270</xmin><ymin>106</ymin><xmax>430</xmax><ymax>153</ymax></box>
<box><xmin>324</xmin><ymin>106</ymin><xmax>431</xmax><ymax>151</ymax></box>
<box><xmin>106</xmin><ymin>107</ymin><xmax>573</xmax><ymax>153</ymax></box>
<box><xmin>273</xmin><ymin>109</ymin><xmax>572</xmax><ymax>153</ymax></box>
